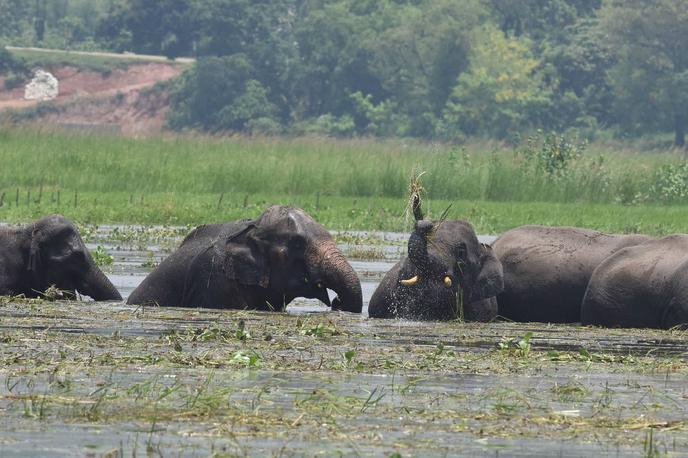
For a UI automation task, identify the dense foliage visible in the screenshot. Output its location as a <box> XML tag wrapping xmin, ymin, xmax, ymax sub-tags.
<box><xmin>1</xmin><ymin>0</ymin><xmax>686</xmax><ymax>145</ymax></box>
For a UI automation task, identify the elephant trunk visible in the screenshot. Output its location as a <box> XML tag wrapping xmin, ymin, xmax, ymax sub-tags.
<box><xmin>310</xmin><ymin>240</ymin><xmax>362</xmax><ymax>313</ymax></box>
<box><xmin>408</xmin><ymin>220</ymin><xmax>434</xmax><ymax>270</ymax></box>
<box><xmin>79</xmin><ymin>259</ymin><xmax>122</xmax><ymax>301</ymax></box>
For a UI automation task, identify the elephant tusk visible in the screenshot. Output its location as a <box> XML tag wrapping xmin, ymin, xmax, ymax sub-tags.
<box><xmin>400</xmin><ymin>275</ymin><xmax>419</xmax><ymax>286</ymax></box>
<box><xmin>444</xmin><ymin>276</ymin><xmax>452</xmax><ymax>287</ymax></box>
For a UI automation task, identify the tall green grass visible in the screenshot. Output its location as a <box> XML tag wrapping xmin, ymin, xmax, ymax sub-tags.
<box><xmin>0</xmin><ymin>128</ymin><xmax>687</xmax><ymax>233</ymax></box>
<box><xmin>0</xmin><ymin>129</ymin><xmax>684</xmax><ymax>200</ymax></box>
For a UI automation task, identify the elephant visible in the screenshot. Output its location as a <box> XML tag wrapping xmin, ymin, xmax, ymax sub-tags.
<box><xmin>493</xmin><ymin>225</ymin><xmax>651</xmax><ymax>323</ymax></box>
<box><xmin>581</xmin><ymin>235</ymin><xmax>688</xmax><ymax>329</ymax></box>
<box><xmin>0</xmin><ymin>214</ymin><xmax>121</xmax><ymax>301</ymax></box>
<box><xmin>368</xmin><ymin>218</ymin><xmax>504</xmax><ymax>321</ymax></box>
<box><xmin>127</xmin><ymin>205</ymin><xmax>362</xmax><ymax>312</ymax></box>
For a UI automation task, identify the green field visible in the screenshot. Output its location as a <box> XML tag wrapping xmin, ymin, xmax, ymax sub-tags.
<box><xmin>0</xmin><ymin>128</ymin><xmax>687</xmax><ymax>234</ymax></box>
<box><xmin>6</xmin><ymin>47</ymin><xmax>189</xmax><ymax>73</ymax></box>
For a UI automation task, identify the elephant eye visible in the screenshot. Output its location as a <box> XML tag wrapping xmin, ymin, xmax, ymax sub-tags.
<box><xmin>272</xmin><ymin>246</ymin><xmax>288</xmax><ymax>260</ymax></box>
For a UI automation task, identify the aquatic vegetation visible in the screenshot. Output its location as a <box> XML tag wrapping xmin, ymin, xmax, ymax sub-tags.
<box><xmin>497</xmin><ymin>331</ymin><xmax>533</xmax><ymax>358</ymax></box>
<box><xmin>344</xmin><ymin>246</ymin><xmax>386</xmax><ymax>260</ymax></box>
<box><xmin>0</xmin><ymin>298</ymin><xmax>687</xmax><ymax>454</ymax></box>
<box><xmin>92</xmin><ymin>245</ymin><xmax>114</xmax><ymax>266</ymax></box>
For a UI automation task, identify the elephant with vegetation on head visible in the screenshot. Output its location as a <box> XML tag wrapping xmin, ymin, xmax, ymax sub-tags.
<box><xmin>582</xmin><ymin>235</ymin><xmax>688</xmax><ymax>329</ymax></box>
<box><xmin>368</xmin><ymin>198</ymin><xmax>503</xmax><ymax>321</ymax></box>
<box><xmin>127</xmin><ymin>205</ymin><xmax>362</xmax><ymax>312</ymax></box>
<box><xmin>0</xmin><ymin>215</ymin><xmax>121</xmax><ymax>301</ymax></box>
<box><xmin>493</xmin><ymin>225</ymin><xmax>651</xmax><ymax>323</ymax></box>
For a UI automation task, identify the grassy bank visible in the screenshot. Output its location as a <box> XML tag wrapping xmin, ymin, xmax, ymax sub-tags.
<box><xmin>7</xmin><ymin>47</ymin><xmax>190</xmax><ymax>73</ymax></box>
<box><xmin>0</xmin><ymin>128</ymin><xmax>687</xmax><ymax>233</ymax></box>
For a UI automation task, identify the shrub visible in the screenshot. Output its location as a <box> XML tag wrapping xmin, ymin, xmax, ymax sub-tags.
<box><xmin>520</xmin><ymin>131</ymin><xmax>587</xmax><ymax>178</ymax></box>
<box><xmin>0</xmin><ymin>48</ymin><xmax>27</xmax><ymax>76</ymax></box>
<box><xmin>648</xmin><ymin>163</ymin><xmax>688</xmax><ymax>203</ymax></box>
<box><xmin>3</xmin><ymin>73</ymin><xmax>26</xmax><ymax>90</ymax></box>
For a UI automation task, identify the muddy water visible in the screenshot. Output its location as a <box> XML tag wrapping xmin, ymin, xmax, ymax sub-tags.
<box><xmin>1</xmin><ymin>226</ymin><xmax>687</xmax><ymax>456</ymax></box>
<box><xmin>2</xmin><ymin>367</ymin><xmax>684</xmax><ymax>456</ymax></box>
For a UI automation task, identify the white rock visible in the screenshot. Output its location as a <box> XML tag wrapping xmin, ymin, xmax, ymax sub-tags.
<box><xmin>24</xmin><ymin>69</ymin><xmax>59</xmax><ymax>101</ymax></box>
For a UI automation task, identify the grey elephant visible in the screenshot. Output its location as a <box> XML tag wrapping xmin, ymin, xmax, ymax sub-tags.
<box><xmin>128</xmin><ymin>205</ymin><xmax>362</xmax><ymax>312</ymax></box>
<box><xmin>581</xmin><ymin>235</ymin><xmax>688</xmax><ymax>329</ymax></box>
<box><xmin>0</xmin><ymin>214</ymin><xmax>121</xmax><ymax>301</ymax></box>
<box><xmin>493</xmin><ymin>225</ymin><xmax>650</xmax><ymax>323</ymax></box>
<box><xmin>368</xmin><ymin>218</ymin><xmax>503</xmax><ymax>321</ymax></box>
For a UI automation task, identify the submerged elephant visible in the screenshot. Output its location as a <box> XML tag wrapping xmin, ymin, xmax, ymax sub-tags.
<box><xmin>368</xmin><ymin>218</ymin><xmax>504</xmax><ymax>321</ymax></box>
<box><xmin>0</xmin><ymin>215</ymin><xmax>121</xmax><ymax>300</ymax></box>
<box><xmin>582</xmin><ymin>235</ymin><xmax>688</xmax><ymax>329</ymax></box>
<box><xmin>128</xmin><ymin>205</ymin><xmax>362</xmax><ymax>312</ymax></box>
<box><xmin>493</xmin><ymin>225</ymin><xmax>650</xmax><ymax>323</ymax></box>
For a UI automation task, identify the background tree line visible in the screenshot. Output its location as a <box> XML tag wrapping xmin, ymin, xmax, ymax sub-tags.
<box><xmin>0</xmin><ymin>0</ymin><xmax>686</xmax><ymax>146</ymax></box>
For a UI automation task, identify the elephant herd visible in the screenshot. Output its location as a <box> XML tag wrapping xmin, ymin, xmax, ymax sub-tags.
<box><xmin>1</xmin><ymin>208</ymin><xmax>687</xmax><ymax>329</ymax></box>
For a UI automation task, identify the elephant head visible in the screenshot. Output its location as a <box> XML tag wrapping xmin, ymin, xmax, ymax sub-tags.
<box><xmin>201</xmin><ymin>205</ymin><xmax>362</xmax><ymax>312</ymax></box>
<box><xmin>395</xmin><ymin>219</ymin><xmax>503</xmax><ymax>320</ymax></box>
<box><xmin>25</xmin><ymin>215</ymin><xmax>121</xmax><ymax>301</ymax></box>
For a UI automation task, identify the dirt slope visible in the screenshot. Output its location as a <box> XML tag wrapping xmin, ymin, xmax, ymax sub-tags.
<box><xmin>0</xmin><ymin>62</ymin><xmax>185</xmax><ymax>135</ymax></box>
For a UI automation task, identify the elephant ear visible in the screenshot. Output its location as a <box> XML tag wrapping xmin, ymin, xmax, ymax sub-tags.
<box><xmin>455</xmin><ymin>241</ymin><xmax>468</xmax><ymax>265</ymax></box>
<box><xmin>472</xmin><ymin>243</ymin><xmax>504</xmax><ymax>300</ymax></box>
<box><xmin>223</xmin><ymin>228</ymin><xmax>270</xmax><ymax>289</ymax></box>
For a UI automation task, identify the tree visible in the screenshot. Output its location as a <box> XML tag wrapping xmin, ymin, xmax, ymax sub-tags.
<box><xmin>0</xmin><ymin>0</ymin><xmax>32</xmax><ymax>41</ymax></box>
<box><xmin>543</xmin><ymin>17</ymin><xmax>617</xmax><ymax>132</ymax></box>
<box><xmin>442</xmin><ymin>24</ymin><xmax>551</xmax><ymax>139</ymax></box>
<box><xmin>370</xmin><ymin>0</ymin><xmax>485</xmax><ymax>137</ymax></box>
<box><xmin>193</xmin><ymin>0</ymin><xmax>298</xmax><ymax>121</ymax></box>
<box><xmin>216</xmin><ymin>79</ymin><xmax>277</xmax><ymax>130</ymax></box>
<box><xmin>290</xmin><ymin>1</ymin><xmax>386</xmax><ymax>124</ymax></box>
<box><xmin>168</xmin><ymin>54</ymin><xmax>278</xmax><ymax>132</ymax></box>
<box><xmin>34</xmin><ymin>0</ymin><xmax>47</xmax><ymax>42</ymax></box>
<box><xmin>489</xmin><ymin>0</ymin><xmax>599</xmax><ymax>40</ymax></box>
<box><xmin>95</xmin><ymin>0</ymin><xmax>134</xmax><ymax>52</ymax></box>
<box><xmin>56</xmin><ymin>16</ymin><xmax>89</xmax><ymax>47</ymax></box>
<box><xmin>96</xmin><ymin>0</ymin><xmax>196</xmax><ymax>57</ymax></box>
<box><xmin>599</xmin><ymin>0</ymin><xmax>688</xmax><ymax>146</ymax></box>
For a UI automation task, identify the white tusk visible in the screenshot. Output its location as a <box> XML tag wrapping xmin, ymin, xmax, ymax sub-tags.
<box><xmin>400</xmin><ymin>275</ymin><xmax>419</xmax><ymax>286</ymax></box>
